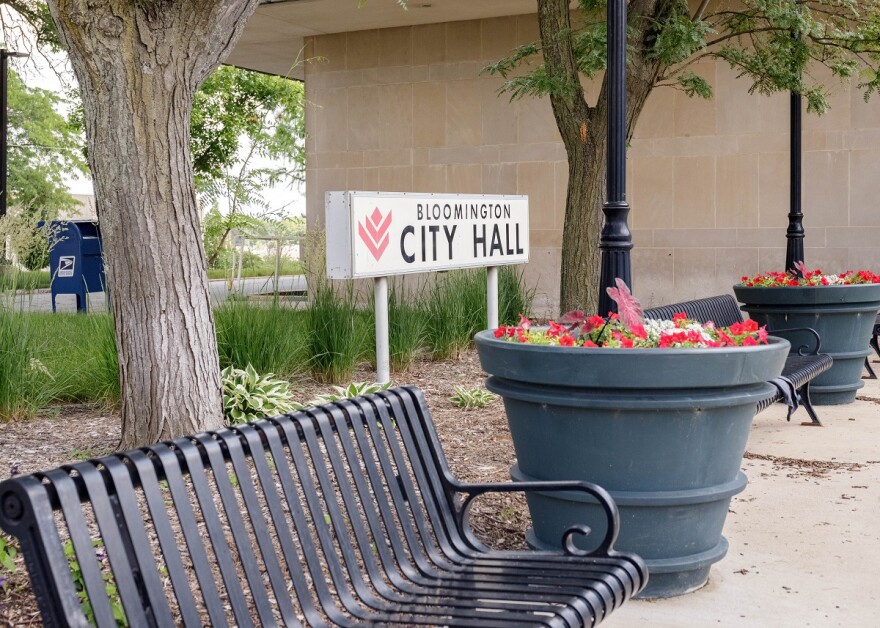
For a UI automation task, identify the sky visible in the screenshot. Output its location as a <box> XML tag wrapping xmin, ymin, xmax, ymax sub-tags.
<box><xmin>7</xmin><ymin>17</ymin><xmax>306</xmax><ymax>217</ymax></box>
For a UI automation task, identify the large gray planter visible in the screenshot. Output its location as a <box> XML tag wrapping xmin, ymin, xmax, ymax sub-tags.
<box><xmin>734</xmin><ymin>284</ymin><xmax>880</xmax><ymax>405</ymax></box>
<box><xmin>475</xmin><ymin>331</ymin><xmax>789</xmax><ymax>598</ymax></box>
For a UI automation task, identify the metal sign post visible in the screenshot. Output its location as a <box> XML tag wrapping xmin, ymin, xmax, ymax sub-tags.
<box><xmin>486</xmin><ymin>266</ymin><xmax>499</xmax><ymax>329</ymax></box>
<box><xmin>374</xmin><ymin>276</ymin><xmax>390</xmax><ymax>383</ymax></box>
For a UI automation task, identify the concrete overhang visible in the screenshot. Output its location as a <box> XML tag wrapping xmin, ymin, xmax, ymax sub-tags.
<box><xmin>227</xmin><ymin>0</ymin><xmax>537</xmax><ymax>79</ymax></box>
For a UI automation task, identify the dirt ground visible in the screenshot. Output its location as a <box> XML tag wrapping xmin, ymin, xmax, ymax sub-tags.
<box><xmin>0</xmin><ymin>350</ymin><xmax>532</xmax><ymax>626</ymax></box>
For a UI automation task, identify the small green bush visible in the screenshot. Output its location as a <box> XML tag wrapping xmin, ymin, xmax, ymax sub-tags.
<box><xmin>215</xmin><ymin>302</ymin><xmax>307</xmax><ymax>376</ymax></box>
<box><xmin>425</xmin><ymin>270</ymin><xmax>486</xmax><ymax>359</ymax></box>
<box><xmin>0</xmin><ymin>310</ymin><xmax>60</xmax><ymax>420</ymax></box>
<box><xmin>499</xmin><ymin>265</ymin><xmax>535</xmax><ymax>325</ymax></box>
<box><xmin>221</xmin><ymin>364</ymin><xmax>297</xmax><ymax>424</ymax></box>
<box><xmin>306</xmin><ymin>280</ymin><xmax>368</xmax><ymax>383</ymax></box>
<box><xmin>26</xmin><ymin>313</ymin><xmax>119</xmax><ymax>406</ymax></box>
<box><xmin>295</xmin><ymin>381</ymin><xmax>392</xmax><ymax>409</ymax></box>
<box><xmin>449</xmin><ymin>385</ymin><xmax>495</xmax><ymax>410</ymax></box>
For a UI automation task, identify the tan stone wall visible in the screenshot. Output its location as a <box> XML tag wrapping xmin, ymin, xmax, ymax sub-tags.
<box><xmin>304</xmin><ymin>16</ymin><xmax>880</xmax><ymax>313</ymax></box>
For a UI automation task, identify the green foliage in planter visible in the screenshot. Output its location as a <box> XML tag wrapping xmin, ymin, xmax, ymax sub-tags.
<box><xmin>222</xmin><ymin>364</ymin><xmax>297</xmax><ymax>424</ymax></box>
<box><xmin>450</xmin><ymin>385</ymin><xmax>495</xmax><ymax>410</ymax></box>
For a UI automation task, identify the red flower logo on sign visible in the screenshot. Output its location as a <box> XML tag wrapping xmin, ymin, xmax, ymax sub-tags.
<box><xmin>358</xmin><ymin>207</ymin><xmax>392</xmax><ymax>261</ymax></box>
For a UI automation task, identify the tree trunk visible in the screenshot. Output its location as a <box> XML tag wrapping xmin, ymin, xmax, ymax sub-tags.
<box><xmin>539</xmin><ymin>0</ymin><xmax>676</xmax><ymax>314</ymax></box>
<box><xmin>48</xmin><ymin>0</ymin><xmax>261</xmax><ymax>448</ymax></box>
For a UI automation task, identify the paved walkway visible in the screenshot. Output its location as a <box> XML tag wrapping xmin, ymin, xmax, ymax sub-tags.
<box><xmin>613</xmin><ymin>368</ymin><xmax>880</xmax><ymax>627</ymax></box>
<box><xmin>2</xmin><ymin>275</ymin><xmax>308</xmax><ymax>313</ymax></box>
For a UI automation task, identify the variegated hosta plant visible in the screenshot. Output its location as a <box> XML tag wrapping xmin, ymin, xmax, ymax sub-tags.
<box><xmin>293</xmin><ymin>381</ymin><xmax>393</xmax><ymax>410</ymax></box>
<box><xmin>221</xmin><ymin>364</ymin><xmax>297</xmax><ymax>424</ymax></box>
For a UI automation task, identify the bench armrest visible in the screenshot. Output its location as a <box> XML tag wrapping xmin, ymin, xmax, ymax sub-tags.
<box><xmin>453</xmin><ymin>480</ymin><xmax>621</xmax><ymax>557</ymax></box>
<box><xmin>766</xmin><ymin>326</ymin><xmax>822</xmax><ymax>355</ymax></box>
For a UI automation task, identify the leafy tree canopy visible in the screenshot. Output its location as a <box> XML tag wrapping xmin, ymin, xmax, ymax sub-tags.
<box><xmin>487</xmin><ymin>0</ymin><xmax>880</xmax><ymax>114</ymax></box>
<box><xmin>7</xmin><ymin>68</ymin><xmax>85</xmax><ymax>214</ymax></box>
<box><xmin>192</xmin><ymin>64</ymin><xmax>305</xmax><ymax>192</ymax></box>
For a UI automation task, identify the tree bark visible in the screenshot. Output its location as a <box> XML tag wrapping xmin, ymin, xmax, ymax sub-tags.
<box><xmin>539</xmin><ymin>0</ymin><xmax>676</xmax><ymax>314</ymax></box>
<box><xmin>47</xmin><ymin>0</ymin><xmax>261</xmax><ymax>448</ymax></box>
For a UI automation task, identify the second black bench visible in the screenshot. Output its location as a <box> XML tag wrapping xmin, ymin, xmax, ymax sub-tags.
<box><xmin>645</xmin><ymin>295</ymin><xmax>833</xmax><ymax>425</ymax></box>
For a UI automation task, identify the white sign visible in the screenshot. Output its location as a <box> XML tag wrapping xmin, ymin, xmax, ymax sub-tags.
<box><xmin>58</xmin><ymin>256</ymin><xmax>75</xmax><ymax>278</ymax></box>
<box><xmin>326</xmin><ymin>192</ymin><xmax>529</xmax><ymax>279</ymax></box>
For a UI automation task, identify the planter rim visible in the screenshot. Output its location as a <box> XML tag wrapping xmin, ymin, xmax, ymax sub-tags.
<box><xmin>475</xmin><ymin>330</ymin><xmax>789</xmax><ymax>390</ymax></box>
<box><xmin>734</xmin><ymin>282</ymin><xmax>880</xmax><ymax>307</ymax></box>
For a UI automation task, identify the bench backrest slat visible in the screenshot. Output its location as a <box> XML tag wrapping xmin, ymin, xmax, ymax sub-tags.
<box><xmin>644</xmin><ymin>294</ymin><xmax>743</xmax><ymax>327</ymax></box>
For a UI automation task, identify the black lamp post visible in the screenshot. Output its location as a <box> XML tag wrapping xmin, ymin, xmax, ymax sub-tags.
<box><xmin>0</xmin><ymin>48</ymin><xmax>28</xmax><ymax>221</ymax></box>
<box><xmin>597</xmin><ymin>0</ymin><xmax>632</xmax><ymax>315</ymax></box>
<box><xmin>785</xmin><ymin>34</ymin><xmax>805</xmax><ymax>276</ymax></box>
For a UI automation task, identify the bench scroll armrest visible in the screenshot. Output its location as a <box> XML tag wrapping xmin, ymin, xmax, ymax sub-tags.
<box><xmin>454</xmin><ymin>480</ymin><xmax>621</xmax><ymax>557</ymax></box>
<box><xmin>766</xmin><ymin>326</ymin><xmax>823</xmax><ymax>355</ymax></box>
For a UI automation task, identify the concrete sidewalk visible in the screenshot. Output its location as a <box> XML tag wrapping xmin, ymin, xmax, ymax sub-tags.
<box><xmin>612</xmin><ymin>370</ymin><xmax>880</xmax><ymax>627</ymax></box>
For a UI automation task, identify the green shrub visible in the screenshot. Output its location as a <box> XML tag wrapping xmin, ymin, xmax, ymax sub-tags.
<box><xmin>0</xmin><ymin>267</ymin><xmax>51</xmax><ymax>291</ymax></box>
<box><xmin>215</xmin><ymin>302</ymin><xmax>307</xmax><ymax>376</ymax></box>
<box><xmin>306</xmin><ymin>280</ymin><xmax>368</xmax><ymax>383</ymax></box>
<box><xmin>450</xmin><ymin>385</ymin><xmax>495</xmax><ymax>410</ymax></box>
<box><xmin>295</xmin><ymin>381</ymin><xmax>393</xmax><ymax>409</ymax></box>
<box><xmin>0</xmin><ymin>310</ymin><xmax>60</xmax><ymax>420</ymax></box>
<box><xmin>499</xmin><ymin>265</ymin><xmax>535</xmax><ymax>325</ymax></box>
<box><xmin>221</xmin><ymin>364</ymin><xmax>297</xmax><ymax>424</ymax></box>
<box><xmin>425</xmin><ymin>270</ymin><xmax>486</xmax><ymax>360</ymax></box>
<box><xmin>388</xmin><ymin>284</ymin><xmax>427</xmax><ymax>372</ymax></box>
<box><xmin>26</xmin><ymin>313</ymin><xmax>119</xmax><ymax>406</ymax></box>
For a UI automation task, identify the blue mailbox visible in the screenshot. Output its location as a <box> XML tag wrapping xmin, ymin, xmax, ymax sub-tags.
<box><xmin>46</xmin><ymin>220</ymin><xmax>106</xmax><ymax>312</ymax></box>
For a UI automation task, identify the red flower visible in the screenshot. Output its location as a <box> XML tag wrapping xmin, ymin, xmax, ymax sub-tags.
<box><xmin>630</xmin><ymin>323</ymin><xmax>648</xmax><ymax>339</ymax></box>
<box><xmin>620</xmin><ymin>337</ymin><xmax>634</xmax><ymax>348</ymax></box>
<box><xmin>494</xmin><ymin>327</ymin><xmax>507</xmax><ymax>338</ymax></box>
<box><xmin>558</xmin><ymin>334</ymin><xmax>575</xmax><ymax>347</ymax></box>
<box><xmin>583</xmin><ymin>339</ymin><xmax>598</xmax><ymax>348</ymax></box>
<box><xmin>741</xmin><ymin>336</ymin><xmax>758</xmax><ymax>346</ymax></box>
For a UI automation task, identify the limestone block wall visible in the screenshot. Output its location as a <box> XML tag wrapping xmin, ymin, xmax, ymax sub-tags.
<box><xmin>304</xmin><ymin>15</ymin><xmax>880</xmax><ymax>313</ymax></box>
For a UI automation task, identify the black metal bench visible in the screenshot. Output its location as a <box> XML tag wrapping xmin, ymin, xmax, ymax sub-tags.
<box><xmin>865</xmin><ymin>314</ymin><xmax>880</xmax><ymax>379</ymax></box>
<box><xmin>645</xmin><ymin>295</ymin><xmax>833</xmax><ymax>425</ymax></box>
<box><xmin>0</xmin><ymin>386</ymin><xmax>646</xmax><ymax>627</ymax></box>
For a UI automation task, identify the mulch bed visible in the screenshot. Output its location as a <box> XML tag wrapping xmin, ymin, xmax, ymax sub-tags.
<box><xmin>0</xmin><ymin>350</ymin><xmax>526</xmax><ymax>626</ymax></box>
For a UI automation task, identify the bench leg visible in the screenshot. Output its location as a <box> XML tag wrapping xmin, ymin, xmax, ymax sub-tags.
<box><xmin>798</xmin><ymin>383</ymin><xmax>822</xmax><ymax>427</ymax></box>
<box><xmin>865</xmin><ymin>356</ymin><xmax>877</xmax><ymax>380</ymax></box>
<box><xmin>871</xmin><ymin>334</ymin><xmax>880</xmax><ymax>360</ymax></box>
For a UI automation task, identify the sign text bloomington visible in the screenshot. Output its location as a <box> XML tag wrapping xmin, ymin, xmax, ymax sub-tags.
<box><xmin>326</xmin><ymin>192</ymin><xmax>529</xmax><ymax>279</ymax></box>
